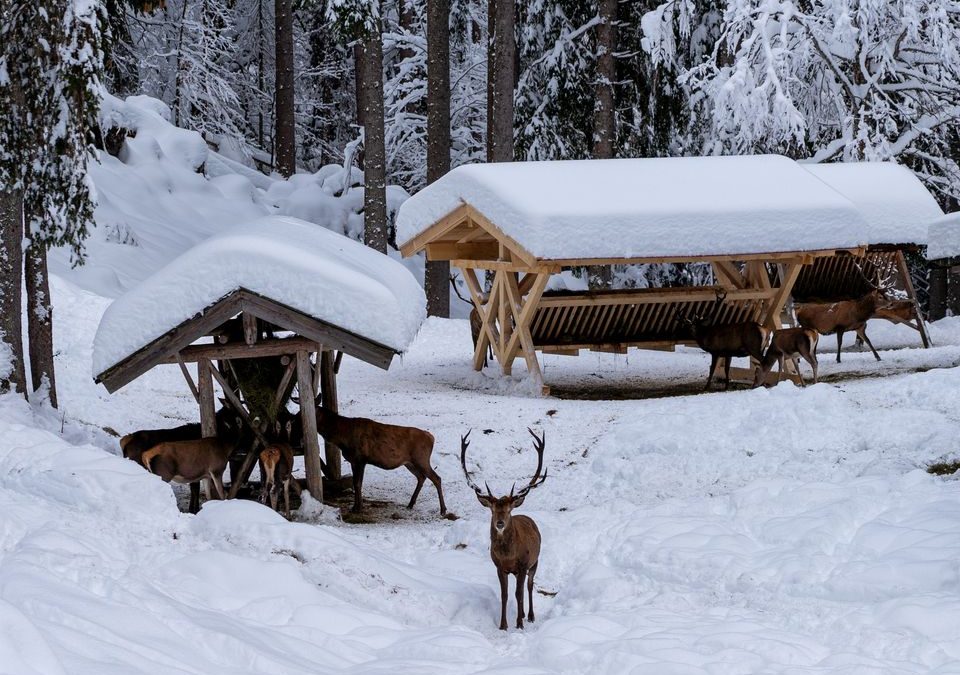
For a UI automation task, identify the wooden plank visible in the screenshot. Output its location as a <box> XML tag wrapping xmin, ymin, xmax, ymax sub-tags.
<box><xmin>271</xmin><ymin>358</ymin><xmax>297</xmax><ymax>416</ymax></box>
<box><xmin>97</xmin><ymin>292</ymin><xmax>244</xmax><ymax>393</ymax></box>
<box><xmin>163</xmin><ymin>336</ymin><xmax>321</xmax><ymax>364</ymax></box>
<box><xmin>538</xmin><ymin>286</ymin><xmax>774</xmax><ymax>309</ymax></box>
<box><xmin>537</xmin><ymin>248</ymin><xmax>859</xmax><ymax>267</ymax></box>
<box><xmin>541</xmin><ymin>346</ymin><xmax>579</xmax><ymax>356</ymax></box>
<box><xmin>426</xmin><ymin>241</ymin><xmax>500</xmax><ymax>260</ymax></box>
<box><xmin>319</xmin><ymin>350</ymin><xmax>341</xmax><ymax>481</ymax></box>
<box><xmin>198</xmin><ymin>358</ymin><xmax>217</xmax><ymax>439</ymax></box>
<box><xmin>242</xmin><ymin>312</ymin><xmax>258</xmax><ymax>346</ymax></box>
<box><xmin>452</xmin><ymin>259</ymin><xmax>559</xmax><ymax>273</ymax></box>
<box><xmin>502</xmin><ymin>272</ymin><xmax>550</xmax><ymax>390</ymax></box>
<box><xmin>297</xmin><ymin>351</ymin><xmax>323</xmax><ymax>501</ymax></box>
<box><xmin>463</xmin><ymin>205</ymin><xmax>540</xmax><ymax>268</ymax></box>
<box><xmin>463</xmin><ymin>266</ymin><xmax>500</xmax><ymax>371</ymax></box>
<box><xmin>713</xmin><ymin>261</ymin><xmax>747</xmax><ymax>289</ymax></box>
<box><xmin>238</xmin><ymin>290</ymin><xmax>396</xmax><ymax>370</ymax></box>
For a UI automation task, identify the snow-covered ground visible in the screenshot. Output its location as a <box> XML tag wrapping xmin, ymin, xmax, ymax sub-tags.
<box><xmin>3</xmin><ymin>273</ymin><xmax>960</xmax><ymax>673</ymax></box>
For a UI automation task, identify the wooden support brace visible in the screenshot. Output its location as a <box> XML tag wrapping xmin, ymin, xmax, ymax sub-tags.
<box><xmin>176</xmin><ymin>353</ymin><xmax>200</xmax><ymax>404</ymax></box>
<box><xmin>242</xmin><ymin>312</ymin><xmax>258</xmax><ymax>346</ymax></box>
<box><xmin>895</xmin><ymin>250</ymin><xmax>931</xmax><ymax>348</ymax></box>
<box><xmin>198</xmin><ymin>359</ymin><xmax>217</xmax><ymax>439</ymax></box>
<box><xmin>271</xmin><ymin>359</ymin><xmax>298</xmax><ymax>416</ymax></box>
<box><xmin>319</xmin><ymin>350</ymin><xmax>341</xmax><ymax>481</ymax></box>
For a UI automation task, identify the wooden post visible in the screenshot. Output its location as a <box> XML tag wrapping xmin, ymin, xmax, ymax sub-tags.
<box><xmin>319</xmin><ymin>350</ymin><xmax>341</xmax><ymax>480</ymax></box>
<box><xmin>895</xmin><ymin>250</ymin><xmax>931</xmax><ymax>348</ymax></box>
<box><xmin>297</xmin><ymin>350</ymin><xmax>323</xmax><ymax>501</ymax></box>
<box><xmin>198</xmin><ymin>358</ymin><xmax>217</xmax><ymax>438</ymax></box>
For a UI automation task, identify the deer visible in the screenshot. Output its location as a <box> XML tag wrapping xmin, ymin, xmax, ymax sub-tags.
<box><xmin>796</xmin><ymin>289</ymin><xmax>893</xmax><ymax>363</ymax></box>
<box><xmin>854</xmin><ymin>299</ymin><xmax>922</xmax><ymax>349</ymax></box>
<box><xmin>461</xmin><ymin>428</ymin><xmax>547</xmax><ymax>631</ymax></box>
<box><xmin>753</xmin><ymin>327</ymin><xmax>819</xmax><ymax>387</ymax></box>
<box><xmin>314</xmin><ymin>407</ymin><xmax>446</xmax><ymax>515</ymax></box>
<box><xmin>259</xmin><ymin>420</ymin><xmax>297</xmax><ymax>519</ymax></box>
<box><xmin>678</xmin><ymin>311</ymin><xmax>769</xmax><ymax>390</ymax></box>
<box><xmin>140</xmin><ymin>415</ymin><xmax>243</xmax><ymax>506</ymax></box>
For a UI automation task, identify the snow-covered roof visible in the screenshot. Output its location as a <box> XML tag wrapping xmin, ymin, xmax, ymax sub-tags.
<box><xmin>93</xmin><ymin>217</ymin><xmax>426</xmax><ymax>376</ymax></box>
<box><xmin>926</xmin><ymin>212</ymin><xmax>960</xmax><ymax>260</ymax></box>
<box><xmin>802</xmin><ymin>163</ymin><xmax>943</xmax><ymax>246</ymax></box>
<box><xmin>397</xmin><ymin>155</ymin><xmax>873</xmax><ymax>260</ymax></box>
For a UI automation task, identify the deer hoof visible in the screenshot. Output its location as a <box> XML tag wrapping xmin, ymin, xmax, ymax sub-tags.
<box><xmin>499</xmin><ymin>622</ymin><xmax>508</xmax><ymax>631</ymax></box>
<box><xmin>528</xmin><ymin>612</ymin><xmax>535</xmax><ymax>622</ymax></box>
<box><xmin>516</xmin><ymin>620</ymin><xmax>524</xmax><ymax>630</ymax></box>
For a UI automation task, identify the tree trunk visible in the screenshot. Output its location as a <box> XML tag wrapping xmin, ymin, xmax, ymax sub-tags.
<box><xmin>25</xmin><ymin>241</ymin><xmax>57</xmax><ymax>407</ymax></box>
<box><xmin>359</xmin><ymin>30</ymin><xmax>388</xmax><ymax>254</ymax></box>
<box><xmin>0</xmin><ymin>188</ymin><xmax>26</xmax><ymax>396</ymax></box>
<box><xmin>274</xmin><ymin>0</ymin><xmax>296</xmax><ymax>177</ymax></box>
<box><xmin>425</xmin><ymin>0</ymin><xmax>451</xmax><ymax>317</ymax></box>
<box><xmin>486</xmin><ymin>0</ymin><xmax>515</xmax><ymax>163</ymax></box>
<box><xmin>928</xmin><ymin>266</ymin><xmax>948</xmax><ymax>320</ymax></box>
<box><xmin>587</xmin><ymin>0</ymin><xmax>617</xmax><ymax>291</ymax></box>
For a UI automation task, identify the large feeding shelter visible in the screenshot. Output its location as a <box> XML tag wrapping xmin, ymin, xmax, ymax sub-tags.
<box><xmin>398</xmin><ymin>155</ymin><xmax>876</xmax><ymax>393</ymax></box>
<box><xmin>790</xmin><ymin>163</ymin><xmax>943</xmax><ymax>347</ymax></box>
<box><xmin>93</xmin><ymin>217</ymin><xmax>426</xmax><ymax>500</ymax></box>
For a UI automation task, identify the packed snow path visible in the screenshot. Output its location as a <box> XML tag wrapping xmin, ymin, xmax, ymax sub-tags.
<box><xmin>2</xmin><ymin>278</ymin><xmax>960</xmax><ymax>673</ymax></box>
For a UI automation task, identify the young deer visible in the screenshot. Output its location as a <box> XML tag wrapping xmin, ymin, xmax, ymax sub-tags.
<box><xmin>796</xmin><ymin>289</ymin><xmax>891</xmax><ymax>363</ymax></box>
<box><xmin>678</xmin><ymin>313</ymin><xmax>769</xmax><ymax>390</ymax></box>
<box><xmin>461</xmin><ymin>428</ymin><xmax>547</xmax><ymax>631</ymax></box>
<box><xmin>315</xmin><ymin>407</ymin><xmax>446</xmax><ymax>515</ymax></box>
<box><xmin>141</xmin><ymin>417</ymin><xmax>242</xmax><ymax>506</ymax></box>
<box><xmin>259</xmin><ymin>442</ymin><xmax>295</xmax><ymax>518</ymax></box>
<box><xmin>753</xmin><ymin>327</ymin><xmax>819</xmax><ymax>387</ymax></box>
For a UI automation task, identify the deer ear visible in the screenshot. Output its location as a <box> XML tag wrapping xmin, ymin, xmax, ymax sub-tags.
<box><xmin>476</xmin><ymin>493</ymin><xmax>494</xmax><ymax>508</ymax></box>
<box><xmin>511</xmin><ymin>493</ymin><xmax>526</xmax><ymax>508</ymax></box>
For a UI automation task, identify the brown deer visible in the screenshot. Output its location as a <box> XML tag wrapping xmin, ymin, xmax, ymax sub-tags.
<box><xmin>753</xmin><ymin>327</ymin><xmax>819</xmax><ymax>387</ymax></box>
<box><xmin>796</xmin><ymin>289</ymin><xmax>892</xmax><ymax>363</ymax></box>
<box><xmin>140</xmin><ymin>417</ymin><xmax>242</xmax><ymax>506</ymax></box>
<box><xmin>259</xmin><ymin>442</ymin><xmax>295</xmax><ymax>518</ymax></box>
<box><xmin>854</xmin><ymin>299</ymin><xmax>922</xmax><ymax>348</ymax></box>
<box><xmin>315</xmin><ymin>407</ymin><xmax>446</xmax><ymax>515</ymax></box>
<box><xmin>461</xmin><ymin>428</ymin><xmax>547</xmax><ymax>631</ymax></box>
<box><xmin>678</xmin><ymin>312</ymin><xmax>769</xmax><ymax>390</ymax></box>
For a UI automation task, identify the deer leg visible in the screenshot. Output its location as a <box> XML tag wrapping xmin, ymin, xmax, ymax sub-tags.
<box><xmin>723</xmin><ymin>357</ymin><xmax>732</xmax><ymax>390</ymax></box>
<box><xmin>283</xmin><ymin>478</ymin><xmax>291</xmax><ymax>519</ymax></box>
<box><xmin>209</xmin><ymin>472</ymin><xmax>226</xmax><ymax>500</ymax></box>
<box><xmin>857</xmin><ymin>327</ymin><xmax>882</xmax><ymax>361</ymax></box>
<box><xmin>498</xmin><ymin>569</ymin><xmax>509</xmax><ymax>631</ymax></box>
<box><xmin>527</xmin><ymin>561</ymin><xmax>538</xmax><ymax>622</ymax></box>
<box><xmin>405</xmin><ymin>463</ymin><xmax>426</xmax><ymax>509</ymax></box>
<box><xmin>704</xmin><ymin>354</ymin><xmax>719</xmax><ymax>390</ymax></box>
<box><xmin>836</xmin><ymin>331</ymin><xmax>844</xmax><ymax>363</ymax></box>
<box><xmin>188</xmin><ymin>481</ymin><xmax>200</xmax><ymax>514</ymax></box>
<box><xmin>809</xmin><ymin>350</ymin><xmax>819</xmax><ymax>384</ymax></box>
<box><xmin>515</xmin><ymin>569</ymin><xmax>527</xmax><ymax>629</ymax></box>
<box><xmin>350</xmin><ymin>462</ymin><xmax>366</xmax><ymax>513</ymax></box>
<box><xmin>426</xmin><ymin>467</ymin><xmax>446</xmax><ymax>516</ymax></box>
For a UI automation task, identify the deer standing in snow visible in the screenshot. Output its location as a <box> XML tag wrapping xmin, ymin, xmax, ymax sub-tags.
<box><xmin>796</xmin><ymin>289</ymin><xmax>892</xmax><ymax>363</ymax></box>
<box><xmin>678</xmin><ymin>312</ymin><xmax>769</xmax><ymax>390</ymax></box>
<box><xmin>461</xmin><ymin>428</ymin><xmax>547</xmax><ymax>630</ymax></box>
<box><xmin>259</xmin><ymin>420</ymin><xmax>297</xmax><ymax>518</ymax></box>
<box><xmin>753</xmin><ymin>327</ymin><xmax>819</xmax><ymax>387</ymax></box>
<box><xmin>315</xmin><ymin>407</ymin><xmax>446</xmax><ymax>515</ymax></box>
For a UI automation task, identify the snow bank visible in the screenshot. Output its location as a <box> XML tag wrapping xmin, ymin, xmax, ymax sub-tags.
<box><xmin>397</xmin><ymin>155</ymin><xmax>872</xmax><ymax>259</ymax></box>
<box><xmin>926</xmin><ymin>211</ymin><xmax>960</xmax><ymax>260</ymax></box>
<box><xmin>51</xmin><ymin>93</ymin><xmax>414</xmax><ymax>299</ymax></box>
<box><xmin>803</xmin><ymin>162</ymin><xmax>943</xmax><ymax>245</ymax></box>
<box><xmin>92</xmin><ymin>216</ymin><xmax>426</xmax><ymax>375</ymax></box>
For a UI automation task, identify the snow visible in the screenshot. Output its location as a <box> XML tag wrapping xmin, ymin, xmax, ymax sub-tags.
<box><xmin>397</xmin><ymin>155</ymin><xmax>874</xmax><ymax>260</ymax></box>
<box><xmin>926</xmin><ymin>212</ymin><xmax>960</xmax><ymax>261</ymax></box>
<box><xmin>803</xmin><ymin>162</ymin><xmax>944</xmax><ymax>245</ymax></box>
<box><xmin>91</xmin><ymin>216</ymin><xmax>426</xmax><ymax>376</ymax></box>
<box><xmin>6</xmin><ymin>277</ymin><xmax>960</xmax><ymax>673</ymax></box>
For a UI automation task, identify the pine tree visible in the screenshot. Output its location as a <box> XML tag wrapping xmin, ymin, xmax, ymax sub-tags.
<box><xmin>0</xmin><ymin>0</ymin><xmax>106</xmax><ymax>405</ymax></box>
<box><xmin>275</xmin><ymin>0</ymin><xmax>297</xmax><ymax>176</ymax></box>
<box><xmin>425</xmin><ymin>0</ymin><xmax>451</xmax><ymax>317</ymax></box>
<box><xmin>487</xmin><ymin>0</ymin><xmax>515</xmax><ymax>162</ymax></box>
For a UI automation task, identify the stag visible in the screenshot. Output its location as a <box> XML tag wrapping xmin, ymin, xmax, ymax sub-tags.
<box><xmin>796</xmin><ymin>290</ymin><xmax>892</xmax><ymax>362</ymax></box>
<box><xmin>461</xmin><ymin>429</ymin><xmax>547</xmax><ymax>630</ymax></box>
<box><xmin>753</xmin><ymin>327</ymin><xmax>819</xmax><ymax>387</ymax></box>
<box><xmin>678</xmin><ymin>312</ymin><xmax>769</xmax><ymax>390</ymax></box>
<box><xmin>315</xmin><ymin>407</ymin><xmax>446</xmax><ymax>515</ymax></box>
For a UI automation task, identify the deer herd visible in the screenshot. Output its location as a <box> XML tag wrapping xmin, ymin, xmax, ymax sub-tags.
<box><xmin>118</xmin><ymin>268</ymin><xmax>913</xmax><ymax>630</ymax></box>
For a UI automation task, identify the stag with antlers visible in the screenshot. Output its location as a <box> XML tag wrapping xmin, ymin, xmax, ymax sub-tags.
<box><xmin>461</xmin><ymin>429</ymin><xmax>547</xmax><ymax>630</ymax></box>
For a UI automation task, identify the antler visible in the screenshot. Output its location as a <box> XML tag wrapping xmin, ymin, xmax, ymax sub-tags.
<box><xmin>853</xmin><ymin>259</ymin><xmax>897</xmax><ymax>294</ymax></box>
<box><xmin>460</xmin><ymin>430</ymin><xmax>492</xmax><ymax>498</ymax></box>
<box><xmin>513</xmin><ymin>428</ymin><xmax>548</xmax><ymax>499</ymax></box>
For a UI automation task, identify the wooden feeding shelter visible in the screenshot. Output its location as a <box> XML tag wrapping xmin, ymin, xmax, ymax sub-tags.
<box><xmin>791</xmin><ymin>163</ymin><xmax>944</xmax><ymax>347</ymax></box>
<box><xmin>93</xmin><ymin>217</ymin><xmax>426</xmax><ymax>501</ymax></box>
<box><xmin>398</xmin><ymin>155</ymin><xmax>876</xmax><ymax>393</ymax></box>
<box><xmin>925</xmin><ymin>212</ymin><xmax>960</xmax><ymax>317</ymax></box>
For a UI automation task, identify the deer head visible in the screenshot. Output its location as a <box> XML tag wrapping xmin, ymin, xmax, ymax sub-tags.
<box><xmin>460</xmin><ymin>428</ymin><xmax>547</xmax><ymax>537</ymax></box>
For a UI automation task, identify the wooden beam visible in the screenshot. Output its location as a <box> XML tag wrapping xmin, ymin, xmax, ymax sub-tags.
<box><xmin>297</xmin><ymin>351</ymin><xmax>323</xmax><ymax>501</ymax></box>
<box><xmin>399</xmin><ymin>204</ymin><xmax>470</xmax><ymax>257</ymax></box>
<box><xmin>463</xmin><ymin>205</ymin><xmax>540</xmax><ymax>268</ymax></box>
<box><xmin>537</xmin><ymin>286</ymin><xmax>774</xmax><ymax>309</ymax></box>
<box><xmin>537</xmin><ymin>247</ymin><xmax>862</xmax><ymax>267</ymax></box>
<box><xmin>761</xmin><ymin>263</ymin><xmax>803</xmax><ymax>329</ymax></box>
<box><xmin>198</xmin><ymin>359</ymin><xmax>217</xmax><ymax>439</ymax></box>
<box><xmin>502</xmin><ymin>271</ymin><xmax>550</xmax><ymax>393</ymax></box>
<box><xmin>462</xmin><ymin>266</ymin><xmax>499</xmax><ymax>371</ymax></box>
<box><xmin>164</xmin><ymin>336</ymin><xmax>321</xmax><ymax>364</ymax></box>
<box><xmin>176</xmin><ymin>354</ymin><xmax>200</xmax><ymax>404</ymax></box>
<box><xmin>895</xmin><ymin>250</ymin><xmax>931</xmax><ymax>348</ymax></box>
<box><xmin>453</xmin><ymin>259</ymin><xmax>558</xmax><ymax>273</ymax></box>
<box><xmin>242</xmin><ymin>312</ymin><xmax>258</xmax><ymax>346</ymax></box>
<box><xmin>426</xmin><ymin>241</ymin><xmax>500</xmax><ymax>260</ymax></box>
<box><xmin>271</xmin><ymin>358</ymin><xmax>297</xmax><ymax>417</ymax></box>
<box><xmin>319</xmin><ymin>351</ymin><xmax>341</xmax><ymax>481</ymax></box>
<box><xmin>713</xmin><ymin>261</ymin><xmax>748</xmax><ymax>290</ymax></box>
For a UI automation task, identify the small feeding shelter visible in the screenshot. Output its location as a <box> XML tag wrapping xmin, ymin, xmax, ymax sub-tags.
<box><xmin>791</xmin><ymin>163</ymin><xmax>944</xmax><ymax>346</ymax></box>
<box><xmin>925</xmin><ymin>212</ymin><xmax>960</xmax><ymax>315</ymax></box>
<box><xmin>93</xmin><ymin>216</ymin><xmax>426</xmax><ymax>500</ymax></box>
<box><xmin>398</xmin><ymin>155</ymin><xmax>872</xmax><ymax>393</ymax></box>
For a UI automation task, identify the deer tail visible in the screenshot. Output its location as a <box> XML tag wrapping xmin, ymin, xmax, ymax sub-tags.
<box><xmin>141</xmin><ymin>447</ymin><xmax>160</xmax><ymax>473</ymax></box>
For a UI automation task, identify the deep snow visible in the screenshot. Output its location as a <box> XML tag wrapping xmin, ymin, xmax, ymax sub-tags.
<box><xmin>3</xmin><ymin>274</ymin><xmax>960</xmax><ymax>674</ymax></box>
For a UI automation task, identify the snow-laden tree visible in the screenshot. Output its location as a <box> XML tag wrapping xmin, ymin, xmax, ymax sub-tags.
<box><xmin>0</xmin><ymin>0</ymin><xmax>107</xmax><ymax>403</ymax></box>
<box><xmin>674</xmin><ymin>0</ymin><xmax>960</xmax><ymax>204</ymax></box>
